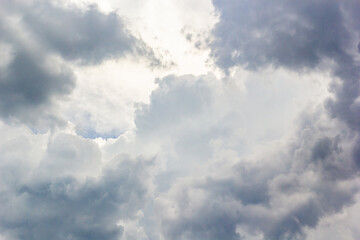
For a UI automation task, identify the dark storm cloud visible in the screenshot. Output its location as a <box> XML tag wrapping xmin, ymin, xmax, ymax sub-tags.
<box><xmin>0</xmin><ymin>0</ymin><xmax>159</xmax><ymax>127</ymax></box>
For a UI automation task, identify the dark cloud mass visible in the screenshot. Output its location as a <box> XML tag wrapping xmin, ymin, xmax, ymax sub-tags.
<box><xmin>157</xmin><ymin>108</ymin><xmax>358</xmax><ymax>240</ymax></box>
<box><xmin>209</xmin><ymin>0</ymin><xmax>360</xmax><ymax>133</ymax></box>
<box><xmin>0</xmin><ymin>50</ymin><xmax>75</xmax><ymax>125</ymax></box>
<box><xmin>210</xmin><ymin>0</ymin><xmax>353</xmax><ymax>72</ymax></box>
<box><xmin>21</xmin><ymin>3</ymin><xmax>151</xmax><ymax>64</ymax></box>
<box><xmin>0</xmin><ymin>0</ymin><xmax>156</xmax><ymax>127</ymax></box>
<box><xmin>140</xmin><ymin>73</ymin><xmax>351</xmax><ymax>240</ymax></box>
<box><xmin>153</xmin><ymin>0</ymin><xmax>360</xmax><ymax>239</ymax></box>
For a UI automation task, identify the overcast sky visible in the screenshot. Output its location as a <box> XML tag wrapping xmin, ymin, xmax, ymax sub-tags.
<box><xmin>1</xmin><ymin>0</ymin><xmax>360</xmax><ymax>239</ymax></box>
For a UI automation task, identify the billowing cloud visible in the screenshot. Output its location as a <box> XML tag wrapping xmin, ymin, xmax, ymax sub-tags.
<box><xmin>148</xmin><ymin>0</ymin><xmax>360</xmax><ymax>239</ymax></box>
<box><xmin>0</xmin><ymin>122</ymin><xmax>154</xmax><ymax>240</ymax></box>
<box><xmin>210</xmin><ymin>0</ymin><xmax>355</xmax><ymax>71</ymax></box>
<box><xmin>134</xmin><ymin>71</ymin><xmax>352</xmax><ymax>240</ymax></box>
<box><xmin>155</xmin><ymin>104</ymin><xmax>359</xmax><ymax>240</ymax></box>
<box><xmin>209</xmin><ymin>0</ymin><xmax>360</xmax><ymax>132</ymax></box>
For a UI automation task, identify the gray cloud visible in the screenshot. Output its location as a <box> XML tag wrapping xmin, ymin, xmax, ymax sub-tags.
<box><xmin>210</xmin><ymin>0</ymin><xmax>360</xmax><ymax>132</ymax></box>
<box><xmin>0</xmin><ymin>0</ymin><xmax>160</xmax><ymax>128</ymax></box>
<box><xmin>138</xmin><ymin>74</ymin><xmax>358</xmax><ymax>240</ymax></box>
<box><xmin>1</xmin><ymin>0</ymin><xmax>360</xmax><ymax>239</ymax></box>
<box><xmin>20</xmin><ymin>2</ymin><xmax>156</xmax><ymax>65</ymax></box>
<box><xmin>155</xmin><ymin>103</ymin><xmax>358</xmax><ymax>240</ymax></box>
<box><xmin>151</xmin><ymin>0</ymin><xmax>360</xmax><ymax>239</ymax></box>
<box><xmin>210</xmin><ymin>0</ymin><xmax>353</xmax><ymax>72</ymax></box>
<box><xmin>0</xmin><ymin>131</ymin><xmax>154</xmax><ymax>240</ymax></box>
<box><xmin>208</xmin><ymin>0</ymin><xmax>360</xmax><ymax>182</ymax></box>
<box><xmin>135</xmin><ymin>74</ymin><xmax>215</xmax><ymax>135</ymax></box>
<box><xmin>0</xmin><ymin>49</ymin><xmax>75</xmax><ymax>127</ymax></box>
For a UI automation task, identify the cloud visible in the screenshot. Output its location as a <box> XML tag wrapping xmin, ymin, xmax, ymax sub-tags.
<box><xmin>0</xmin><ymin>122</ymin><xmax>154</xmax><ymax>240</ymax></box>
<box><xmin>208</xmin><ymin>0</ymin><xmax>360</xmax><ymax>172</ymax></box>
<box><xmin>153</xmin><ymin>88</ymin><xmax>359</xmax><ymax>240</ymax></box>
<box><xmin>20</xmin><ymin>2</ymin><xmax>156</xmax><ymax>65</ymax></box>
<box><xmin>1</xmin><ymin>0</ymin><xmax>360</xmax><ymax>239</ymax></box>
<box><xmin>0</xmin><ymin>49</ymin><xmax>75</xmax><ymax>128</ymax></box>
<box><xmin>147</xmin><ymin>0</ymin><xmax>360</xmax><ymax>239</ymax></box>
<box><xmin>209</xmin><ymin>0</ymin><xmax>360</xmax><ymax>131</ymax></box>
<box><xmin>117</xmin><ymin>69</ymin><xmax>347</xmax><ymax>239</ymax></box>
<box><xmin>0</xmin><ymin>0</ymin><xmax>159</xmax><ymax>128</ymax></box>
<box><xmin>209</xmin><ymin>0</ymin><xmax>355</xmax><ymax>72</ymax></box>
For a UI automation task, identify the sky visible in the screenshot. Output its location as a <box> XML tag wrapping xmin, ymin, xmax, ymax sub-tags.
<box><xmin>0</xmin><ymin>0</ymin><xmax>360</xmax><ymax>239</ymax></box>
